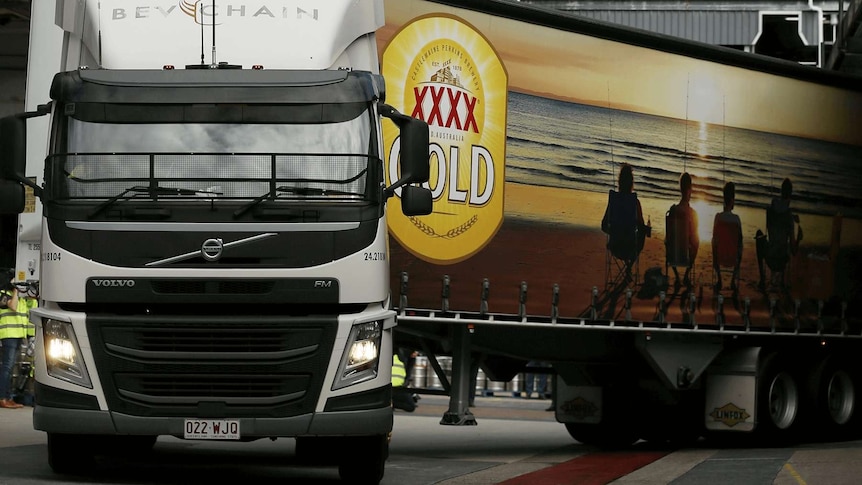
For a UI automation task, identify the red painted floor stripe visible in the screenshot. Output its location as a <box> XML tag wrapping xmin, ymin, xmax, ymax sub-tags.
<box><xmin>499</xmin><ymin>450</ymin><xmax>669</xmax><ymax>485</ymax></box>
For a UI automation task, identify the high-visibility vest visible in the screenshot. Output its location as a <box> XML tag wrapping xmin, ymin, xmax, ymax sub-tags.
<box><xmin>22</xmin><ymin>297</ymin><xmax>37</xmax><ymax>338</ymax></box>
<box><xmin>392</xmin><ymin>354</ymin><xmax>407</xmax><ymax>387</ymax></box>
<box><xmin>0</xmin><ymin>290</ymin><xmax>28</xmax><ymax>340</ymax></box>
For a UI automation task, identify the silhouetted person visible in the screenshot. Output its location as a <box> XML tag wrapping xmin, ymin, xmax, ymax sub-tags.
<box><xmin>601</xmin><ymin>164</ymin><xmax>647</xmax><ymax>281</ymax></box>
<box><xmin>756</xmin><ymin>178</ymin><xmax>802</xmax><ymax>290</ymax></box>
<box><xmin>666</xmin><ymin>172</ymin><xmax>699</xmax><ymax>288</ymax></box>
<box><xmin>712</xmin><ymin>181</ymin><xmax>743</xmax><ymax>292</ymax></box>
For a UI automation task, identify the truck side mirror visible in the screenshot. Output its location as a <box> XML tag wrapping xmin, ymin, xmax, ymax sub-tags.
<box><xmin>0</xmin><ymin>116</ymin><xmax>27</xmax><ymax>214</ymax></box>
<box><xmin>397</xmin><ymin>117</ymin><xmax>430</xmax><ymax>184</ymax></box>
<box><xmin>0</xmin><ymin>180</ymin><xmax>25</xmax><ymax>214</ymax></box>
<box><xmin>379</xmin><ymin>103</ymin><xmax>433</xmax><ymax>216</ymax></box>
<box><xmin>379</xmin><ymin>103</ymin><xmax>431</xmax><ymax>191</ymax></box>
<box><xmin>0</xmin><ymin>115</ymin><xmax>27</xmax><ymax>180</ymax></box>
<box><xmin>400</xmin><ymin>185</ymin><xmax>433</xmax><ymax>216</ymax></box>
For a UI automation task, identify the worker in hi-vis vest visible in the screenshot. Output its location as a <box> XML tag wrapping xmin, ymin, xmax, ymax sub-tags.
<box><xmin>0</xmin><ymin>270</ymin><xmax>26</xmax><ymax>409</ymax></box>
<box><xmin>391</xmin><ymin>354</ymin><xmax>416</xmax><ymax>412</ymax></box>
<box><xmin>17</xmin><ymin>283</ymin><xmax>37</xmax><ymax>340</ymax></box>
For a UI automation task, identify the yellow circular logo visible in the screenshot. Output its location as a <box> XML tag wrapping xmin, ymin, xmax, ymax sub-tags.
<box><xmin>383</xmin><ymin>15</ymin><xmax>508</xmax><ymax>265</ymax></box>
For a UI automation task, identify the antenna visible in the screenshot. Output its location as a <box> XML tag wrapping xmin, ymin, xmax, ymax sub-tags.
<box><xmin>211</xmin><ymin>0</ymin><xmax>217</xmax><ymax>67</ymax></box>
<box><xmin>607</xmin><ymin>82</ymin><xmax>616</xmax><ymax>184</ymax></box>
<box><xmin>199</xmin><ymin>1</ymin><xmax>205</xmax><ymax>66</ymax></box>
<box><xmin>722</xmin><ymin>96</ymin><xmax>726</xmax><ymax>184</ymax></box>
<box><xmin>683</xmin><ymin>74</ymin><xmax>690</xmax><ymax>173</ymax></box>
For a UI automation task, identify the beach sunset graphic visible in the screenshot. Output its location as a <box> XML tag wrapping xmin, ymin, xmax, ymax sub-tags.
<box><xmin>379</xmin><ymin>0</ymin><xmax>862</xmax><ymax>328</ymax></box>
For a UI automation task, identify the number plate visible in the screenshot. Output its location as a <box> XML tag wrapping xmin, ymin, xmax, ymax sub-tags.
<box><xmin>183</xmin><ymin>419</ymin><xmax>240</xmax><ymax>440</ymax></box>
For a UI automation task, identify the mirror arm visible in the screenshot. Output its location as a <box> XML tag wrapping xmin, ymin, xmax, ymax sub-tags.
<box><xmin>13</xmin><ymin>173</ymin><xmax>42</xmax><ymax>198</ymax></box>
<box><xmin>378</xmin><ymin>103</ymin><xmax>411</xmax><ymax>126</ymax></box>
<box><xmin>16</xmin><ymin>102</ymin><xmax>52</xmax><ymax>120</ymax></box>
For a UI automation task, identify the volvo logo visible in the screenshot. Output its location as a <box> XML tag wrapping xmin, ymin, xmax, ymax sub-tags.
<box><xmin>92</xmin><ymin>279</ymin><xmax>136</xmax><ymax>287</ymax></box>
<box><xmin>201</xmin><ymin>238</ymin><xmax>224</xmax><ymax>261</ymax></box>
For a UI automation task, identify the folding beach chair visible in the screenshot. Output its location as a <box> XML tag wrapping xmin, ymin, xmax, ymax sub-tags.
<box><xmin>603</xmin><ymin>190</ymin><xmax>640</xmax><ymax>288</ymax></box>
<box><xmin>763</xmin><ymin>200</ymin><xmax>795</xmax><ymax>287</ymax></box>
<box><xmin>712</xmin><ymin>215</ymin><xmax>742</xmax><ymax>295</ymax></box>
<box><xmin>665</xmin><ymin>205</ymin><xmax>696</xmax><ymax>288</ymax></box>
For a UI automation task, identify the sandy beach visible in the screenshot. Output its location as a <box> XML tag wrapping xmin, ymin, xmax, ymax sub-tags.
<box><xmin>390</xmin><ymin>182</ymin><xmax>860</xmax><ymax>329</ymax></box>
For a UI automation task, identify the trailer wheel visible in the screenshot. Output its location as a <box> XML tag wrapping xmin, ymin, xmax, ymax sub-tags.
<box><xmin>47</xmin><ymin>433</ymin><xmax>97</xmax><ymax>475</ymax></box>
<box><xmin>822</xmin><ymin>369</ymin><xmax>855</xmax><ymax>426</ymax></box>
<box><xmin>757</xmin><ymin>355</ymin><xmax>799</xmax><ymax>441</ymax></box>
<box><xmin>804</xmin><ymin>357</ymin><xmax>856</xmax><ymax>440</ymax></box>
<box><xmin>337</xmin><ymin>434</ymin><xmax>388</xmax><ymax>484</ymax></box>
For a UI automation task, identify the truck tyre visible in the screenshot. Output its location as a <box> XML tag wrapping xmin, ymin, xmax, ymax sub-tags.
<box><xmin>564</xmin><ymin>422</ymin><xmax>637</xmax><ymax>448</ymax></box>
<box><xmin>295</xmin><ymin>436</ymin><xmax>338</xmax><ymax>465</ymax></box>
<box><xmin>564</xmin><ymin>385</ymin><xmax>637</xmax><ymax>448</ymax></box>
<box><xmin>47</xmin><ymin>433</ymin><xmax>97</xmax><ymax>475</ymax></box>
<box><xmin>803</xmin><ymin>356</ymin><xmax>856</xmax><ymax>440</ymax></box>
<box><xmin>337</xmin><ymin>434</ymin><xmax>388</xmax><ymax>484</ymax></box>
<box><xmin>756</xmin><ymin>354</ymin><xmax>799</xmax><ymax>443</ymax></box>
<box><xmin>115</xmin><ymin>435</ymin><xmax>158</xmax><ymax>453</ymax></box>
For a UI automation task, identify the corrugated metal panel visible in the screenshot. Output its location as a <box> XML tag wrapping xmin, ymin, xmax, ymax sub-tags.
<box><xmin>574</xmin><ymin>10</ymin><xmax>760</xmax><ymax>45</ymax></box>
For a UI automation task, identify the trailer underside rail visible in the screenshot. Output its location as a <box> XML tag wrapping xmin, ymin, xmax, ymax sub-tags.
<box><xmin>393</xmin><ymin>304</ymin><xmax>861</xmax><ymax>427</ymax></box>
<box><xmin>394</xmin><ymin>307</ymin><xmax>860</xmax><ymax>338</ymax></box>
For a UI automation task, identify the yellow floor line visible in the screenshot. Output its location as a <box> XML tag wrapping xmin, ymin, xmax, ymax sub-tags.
<box><xmin>784</xmin><ymin>463</ymin><xmax>808</xmax><ymax>485</ymax></box>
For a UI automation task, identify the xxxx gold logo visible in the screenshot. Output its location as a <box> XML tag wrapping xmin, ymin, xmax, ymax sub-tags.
<box><xmin>411</xmin><ymin>77</ymin><xmax>479</xmax><ymax>133</ymax></box>
<box><xmin>383</xmin><ymin>15</ymin><xmax>508</xmax><ymax>264</ymax></box>
<box><xmin>710</xmin><ymin>402</ymin><xmax>751</xmax><ymax>427</ymax></box>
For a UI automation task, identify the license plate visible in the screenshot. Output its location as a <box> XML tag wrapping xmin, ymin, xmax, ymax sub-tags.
<box><xmin>183</xmin><ymin>419</ymin><xmax>240</xmax><ymax>440</ymax></box>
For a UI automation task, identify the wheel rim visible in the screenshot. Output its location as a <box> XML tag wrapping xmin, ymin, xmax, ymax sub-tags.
<box><xmin>827</xmin><ymin>370</ymin><xmax>855</xmax><ymax>425</ymax></box>
<box><xmin>768</xmin><ymin>371</ymin><xmax>798</xmax><ymax>430</ymax></box>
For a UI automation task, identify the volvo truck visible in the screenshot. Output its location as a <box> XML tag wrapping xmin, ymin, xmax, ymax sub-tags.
<box><xmin>0</xmin><ymin>0</ymin><xmax>431</xmax><ymax>482</ymax></box>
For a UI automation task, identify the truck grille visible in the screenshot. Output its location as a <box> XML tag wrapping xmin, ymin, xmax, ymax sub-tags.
<box><xmin>87</xmin><ymin>315</ymin><xmax>338</xmax><ymax>418</ymax></box>
<box><xmin>113</xmin><ymin>374</ymin><xmax>309</xmax><ymax>405</ymax></box>
<box><xmin>151</xmin><ymin>280</ymin><xmax>274</xmax><ymax>295</ymax></box>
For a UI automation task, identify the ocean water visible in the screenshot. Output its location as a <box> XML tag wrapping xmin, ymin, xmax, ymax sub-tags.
<box><xmin>505</xmin><ymin>91</ymin><xmax>862</xmax><ymax>219</ymax></box>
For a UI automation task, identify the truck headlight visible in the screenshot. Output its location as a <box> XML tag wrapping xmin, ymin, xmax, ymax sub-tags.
<box><xmin>43</xmin><ymin>319</ymin><xmax>92</xmax><ymax>388</ymax></box>
<box><xmin>333</xmin><ymin>321</ymin><xmax>382</xmax><ymax>390</ymax></box>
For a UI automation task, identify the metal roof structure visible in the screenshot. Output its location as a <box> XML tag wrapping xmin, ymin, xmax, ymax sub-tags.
<box><xmin>825</xmin><ymin>0</ymin><xmax>862</xmax><ymax>71</ymax></box>
<box><xmin>519</xmin><ymin>0</ymin><xmax>862</xmax><ymax>73</ymax></box>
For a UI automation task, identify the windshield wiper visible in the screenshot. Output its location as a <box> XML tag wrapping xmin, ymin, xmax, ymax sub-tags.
<box><xmin>233</xmin><ymin>185</ymin><xmax>362</xmax><ymax>219</ymax></box>
<box><xmin>88</xmin><ymin>185</ymin><xmax>221</xmax><ymax>219</ymax></box>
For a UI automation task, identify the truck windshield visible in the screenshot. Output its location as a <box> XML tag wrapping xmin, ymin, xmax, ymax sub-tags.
<box><xmin>50</xmin><ymin>111</ymin><xmax>375</xmax><ymax>202</ymax></box>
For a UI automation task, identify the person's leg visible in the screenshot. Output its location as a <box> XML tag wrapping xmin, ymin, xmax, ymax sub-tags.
<box><xmin>524</xmin><ymin>373</ymin><xmax>534</xmax><ymax>398</ymax></box>
<box><xmin>732</xmin><ymin>261</ymin><xmax>741</xmax><ymax>292</ymax></box>
<box><xmin>469</xmin><ymin>356</ymin><xmax>479</xmax><ymax>406</ymax></box>
<box><xmin>537</xmin><ymin>373</ymin><xmax>548</xmax><ymax>398</ymax></box>
<box><xmin>392</xmin><ymin>387</ymin><xmax>416</xmax><ymax>412</ymax></box>
<box><xmin>0</xmin><ymin>338</ymin><xmax>22</xmax><ymax>403</ymax></box>
<box><xmin>713</xmin><ymin>263</ymin><xmax>722</xmax><ymax>291</ymax></box>
<box><xmin>755</xmin><ymin>231</ymin><xmax>767</xmax><ymax>289</ymax></box>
